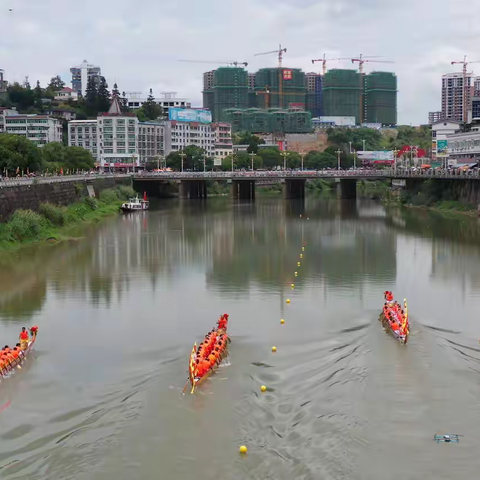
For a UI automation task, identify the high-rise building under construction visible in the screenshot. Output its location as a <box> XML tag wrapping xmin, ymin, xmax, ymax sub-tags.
<box><xmin>212</xmin><ymin>67</ymin><xmax>248</xmax><ymax>122</ymax></box>
<box><xmin>364</xmin><ymin>72</ymin><xmax>397</xmax><ymax>125</ymax></box>
<box><xmin>254</xmin><ymin>68</ymin><xmax>306</xmax><ymax>109</ymax></box>
<box><xmin>322</xmin><ymin>69</ymin><xmax>362</xmax><ymax>123</ymax></box>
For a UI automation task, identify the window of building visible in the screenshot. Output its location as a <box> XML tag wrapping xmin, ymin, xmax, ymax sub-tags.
<box><xmin>117</xmin><ymin>149</ymin><xmax>126</xmax><ymax>154</ymax></box>
<box><xmin>117</xmin><ymin>119</ymin><xmax>125</xmax><ymax>125</ymax></box>
<box><xmin>128</xmin><ymin>149</ymin><xmax>136</xmax><ymax>154</ymax></box>
<box><xmin>104</xmin><ymin>119</ymin><xmax>113</xmax><ymax>125</ymax></box>
<box><xmin>104</xmin><ymin>149</ymin><xmax>113</xmax><ymax>154</ymax></box>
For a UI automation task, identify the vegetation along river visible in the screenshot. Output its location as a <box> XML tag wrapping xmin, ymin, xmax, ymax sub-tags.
<box><xmin>1</xmin><ymin>197</ymin><xmax>480</xmax><ymax>480</ymax></box>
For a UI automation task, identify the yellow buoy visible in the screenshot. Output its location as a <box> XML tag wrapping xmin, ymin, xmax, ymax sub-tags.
<box><xmin>272</xmin><ymin>346</ymin><xmax>277</xmax><ymax>352</ymax></box>
<box><xmin>261</xmin><ymin>385</ymin><xmax>267</xmax><ymax>392</ymax></box>
<box><xmin>280</xmin><ymin>318</ymin><xmax>285</xmax><ymax>324</ymax></box>
<box><xmin>297</xmin><ymin>262</ymin><xmax>301</xmax><ymax>267</ymax></box>
<box><xmin>300</xmin><ymin>254</ymin><xmax>303</xmax><ymax>259</ymax></box>
<box><xmin>291</xmin><ymin>283</ymin><xmax>295</xmax><ymax>288</ymax></box>
<box><xmin>294</xmin><ymin>272</ymin><xmax>298</xmax><ymax>277</ymax></box>
<box><xmin>302</xmin><ymin>247</ymin><xmax>305</xmax><ymax>251</ymax></box>
<box><xmin>239</xmin><ymin>445</ymin><xmax>248</xmax><ymax>454</ymax></box>
<box><xmin>286</xmin><ymin>299</ymin><xmax>290</xmax><ymax>304</ymax></box>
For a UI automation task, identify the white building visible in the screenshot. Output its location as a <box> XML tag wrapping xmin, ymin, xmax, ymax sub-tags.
<box><xmin>431</xmin><ymin>120</ymin><xmax>461</xmax><ymax>164</ymax></box>
<box><xmin>441</xmin><ymin>72</ymin><xmax>474</xmax><ymax>123</ymax></box>
<box><xmin>447</xmin><ymin>127</ymin><xmax>480</xmax><ymax>164</ymax></box>
<box><xmin>4</xmin><ymin>114</ymin><xmax>62</xmax><ymax>146</ymax></box>
<box><xmin>125</xmin><ymin>91</ymin><xmax>191</xmax><ymax>116</ymax></box>
<box><xmin>138</xmin><ymin>121</ymin><xmax>164</xmax><ymax>165</ymax></box>
<box><xmin>97</xmin><ymin>96</ymin><xmax>139</xmax><ymax>169</ymax></box>
<box><xmin>68</xmin><ymin>120</ymin><xmax>98</xmax><ymax>160</ymax></box>
<box><xmin>160</xmin><ymin>108</ymin><xmax>219</xmax><ymax>157</ymax></box>
<box><xmin>54</xmin><ymin>87</ymin><xmax>79</xmax><ymax>102</ymax></box>
<box><xmin>0</xmin><ymin>107</ymin><xmax>18</xmax><ymax>133</ymax></box>
<box><xmin>70</xmin><ymin>60</ymin><xmax>101</xmax><ymax>97</ymax></box>
<box><xmin>213</xmin><ymin>122</ymin><xmax>233</xmax><ymax>162</ymax></box>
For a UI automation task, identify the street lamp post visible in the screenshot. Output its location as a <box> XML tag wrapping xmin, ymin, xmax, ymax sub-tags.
<box><xmin>300</xmin><ymin>153</ymin><xmax>305</xmax><ymax>171</ymax></box>
<box><xmin>232</xmin><ymin>153</ymin><xmax>235</xmax><ymax>172</ymax></box>
<box><xmin>249</xmin><ymin>152</ymin><xmax>256</xmax><ymax>171</ymax></box>
<box><xmin>353</xmin><ymin>150</ymin><xmax>357</xmax><ymax>170</ymax></box>
<box><xmin>336</xmin><ymin>149</ymin><xmax>342</xmax><ymax>170</ymax></box>
<box><xmin>281</xmin><ymin>151</ymin><xmax>288</xmax><ymax>170</ymax></box>
<box><xmin>393</xmin><ymin>149</ymin><xmax>399</xmax><ymax>173</ymax></box>
<box><xmin>203</xmin><ymin>155</ymin><xmax>206</xmax><ymax>172</ymax></box>
<box><xmin>349</xmin><ymin>141</ymin><xmax>353</xmax><ymax>154</ymax></box>
<box><xmin>179</xmin><ymin>152</ymin><xmax>186</xmax><ymax>172</ymax></box>
<box><xmin>362</xmin><ymin>139</ymin><xmax>366</xmax><ymax>152</ymax></box>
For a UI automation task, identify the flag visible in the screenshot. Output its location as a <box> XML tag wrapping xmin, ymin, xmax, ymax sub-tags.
<box><xmin>16</xmin><ymin>167</ymin><xmax>19</xmax><ymax>175</ymax></box>
<box><xmin>143</xmin><ymin>191</ymin><xmax>147</xmax><ymax>201</ymax></box>
<box><xmin>60</xmin><ymin>167</ymin><xmax>63</xmax><ymax>175</ymax></box>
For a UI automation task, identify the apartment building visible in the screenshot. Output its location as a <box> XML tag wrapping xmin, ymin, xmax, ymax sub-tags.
<box><xmin>68</xmin><ymin>120</ymin><xmax>98</xmax><ymax>158</ymax></box>
<box><xmin>138</xmin><ymin>121</ymin><xmax>164</xmax><ymax>165</ymax></box>
<box><xmin>428</xmin><ymin>111</ymin><xmax>443</xmax><ymax>125</ymax></box>
<box><xmin>4</xmin><ymin>114</ymin><xmax>62</xmax><ymax>146</ymax></box>
<box><xmin>70</xmin><ymin>60</ymin><xmax>102</xmax><ymax>96</ymax></box>
<box><xmin>213</xmin><ymin>122</ymin><xmax>233</xmax><ymax>162</ymax></box>
<box><xmin>441</xmin><ymin>72</ymin><xmax>474</xmax><ymax>122</ymax></box>
<box><xmin>125</xmin><ymin>91</ymin><xmax>191</xmax><ymax>116</ymax></box>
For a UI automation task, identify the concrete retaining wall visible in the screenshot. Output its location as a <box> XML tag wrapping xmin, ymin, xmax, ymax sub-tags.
<box><xmin>0</xmin><ymin>177</ymin><xmax>131</xmax><ymax>222</ymax></box>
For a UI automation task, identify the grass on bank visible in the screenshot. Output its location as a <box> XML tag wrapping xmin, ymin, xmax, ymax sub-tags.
<box><xmin>0</xmin><ymin>185</ymin><xmax>136</xmax><ymax>250</ymax></box>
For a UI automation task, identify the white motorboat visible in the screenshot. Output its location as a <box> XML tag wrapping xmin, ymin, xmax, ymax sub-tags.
<box><xmin>120</xmin><ymin>196</ymin><xmax>149</xmax><ymax>212</ymax></box>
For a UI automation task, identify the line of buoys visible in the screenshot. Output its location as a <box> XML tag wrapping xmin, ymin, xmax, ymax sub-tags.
<box><xmin>249</xmin><ymin>219</ymin><xmax>309</xmax><ymax>456</ymax></box>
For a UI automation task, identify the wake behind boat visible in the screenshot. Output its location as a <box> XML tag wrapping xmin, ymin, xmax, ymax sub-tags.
<box><xmin>0</xmin><ymin>326</ymin><xmax>38</xmax><ymax>379</ymax></box>
<box><xmin>120</xmin><ymin>192</ymin><xmax>149</xmax><ymax>212</ymax></box>
<box><xmin>379</xmin><ymin>291</ymin><xmax>410</xmax><ymax>344</ymax></box>
<box><xmin>187</xmin><ymin>314</ymin><xmax>230</xmax><ymax>394</ymax></box>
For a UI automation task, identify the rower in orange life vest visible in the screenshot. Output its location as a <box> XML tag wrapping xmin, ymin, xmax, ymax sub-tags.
<box><xmin>19</xmin><ymin>327</ymin><xmax>29</xmax><ymax>350</ymax></box>
<box><xmin>384</xmin><ymin>291</ymin><xmax>393</xmax><ymax>303</ymax></box>
<box><xmin>218</xmin><ymin>314</ymin><xmax>228</xmax><ymax>331</ymax></box>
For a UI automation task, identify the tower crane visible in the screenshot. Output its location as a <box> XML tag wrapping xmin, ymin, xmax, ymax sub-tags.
<box><xmin>451</xmin><ymin>55</ymin><xmax>480</xmax><ymax>123</ymax></box>
<box><xmin>178</xmin><ymin>60</ymin><xmax>248</xmax><ymax>67</ymax></box>
<box><xmin>254</xmin><ymin>45</ymin><xmax>288</xmax><ymax>107</ymax></box>
<box><xmin>311</xmin><ymin>54</ymin><xmax>350</xmax><ymax>75</ymax></box>
<box><xmin>349</xmin><ymin>54</ymin><xmax>394</xmax><ymax>124</ymax></box>
<box><xmin>350</xmin><ymin>54</ymin><xmax>393</xmax><ymax>74</ymax></box>
<box><xmin>254</xmin><ymin>44</ymin><xmax>287</xmax><ymax>68</ymax></box>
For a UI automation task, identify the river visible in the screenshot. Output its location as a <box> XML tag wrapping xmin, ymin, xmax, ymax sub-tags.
<box><xmin>1</xmin><ymin>197</ymin><xmax>480</xmax><ymax>480</ymax></box>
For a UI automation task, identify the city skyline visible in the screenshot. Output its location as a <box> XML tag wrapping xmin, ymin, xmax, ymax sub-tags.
<box><xmin>1</xmin><ymin>0</ymin><xmax>479</xmax><ymax>125</ymax></box>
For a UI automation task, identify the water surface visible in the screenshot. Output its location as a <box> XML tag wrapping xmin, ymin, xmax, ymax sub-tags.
<box><xmin>1</xmin><ymin>198</ymin><xmax>480</xmax><ymax>479</ymax></box>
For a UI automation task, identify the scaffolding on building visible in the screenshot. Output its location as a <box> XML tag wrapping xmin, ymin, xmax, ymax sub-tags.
<box><xmin>213</xmin><ymin>67</ymin><xmax>248</xmax><ymax>122</ymax></box>
<box><xmin>322</xmin><ymin>69</ymin><xmax>362</xmax><ymax>123</ymax></box>
<box><xmin>364</xmin><ymin>72</ymin><xmax>397</xmax><ymax>125</ymax></box>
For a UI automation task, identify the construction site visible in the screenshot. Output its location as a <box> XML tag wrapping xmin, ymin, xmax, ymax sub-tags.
<box><xmin>197</xmin><ymin>49</ymin><xmax>397</xmax><ymax>133</ymax></box>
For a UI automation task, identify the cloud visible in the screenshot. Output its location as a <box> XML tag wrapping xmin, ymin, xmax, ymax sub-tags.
<box><xmin>0</xmin><ymin>0</ymin><xmax>479</xmax><ymax>124</ymax></box>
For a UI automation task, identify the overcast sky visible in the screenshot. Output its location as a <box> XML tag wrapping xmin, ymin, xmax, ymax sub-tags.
<box><xmin>1</xmin><ymin>0</ymin><xmax>479</xmax><ymax>125</ymax></box>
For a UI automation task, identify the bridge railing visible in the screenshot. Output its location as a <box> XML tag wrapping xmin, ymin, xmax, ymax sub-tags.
<box><xmin>134</xmin><ymin>169</ymin><xmax>480</xmax><ymax>180</ymax></box>
<box><xmin>0</xmin><ymin>173</ymin><xmax>131</xmax><ymax>188</ymax></box>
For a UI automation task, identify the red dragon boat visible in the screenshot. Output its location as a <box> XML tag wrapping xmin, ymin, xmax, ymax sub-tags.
<box><xmin>379</xmin><ymin>292</ymin><xmax>409</xmax><ymax>344</ymax></box>
<box><xmin>187</xmin><ymin>314</ymin><xmax>230</xmax><ymax>394</ymax></box>
<box><xmin>0</xmin><ymin>326</ymin><xmax>38</xmax><ymax>379</ymax></box>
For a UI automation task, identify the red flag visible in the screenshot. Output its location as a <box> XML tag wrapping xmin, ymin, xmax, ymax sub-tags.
<box><xmin>143</xmin><ymin>191</ymin><xmax>147</xmax><ymax>201</ymax></box>
<box><xmin>60</xmin><ymin>167</ymin><xmax>64</xmax><ymax>175</ymax></box>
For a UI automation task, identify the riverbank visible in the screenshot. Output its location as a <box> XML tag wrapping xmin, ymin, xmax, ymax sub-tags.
<box><xmin>0</xmin><ymin>185</ymin><xmax>136</xmax><ymax>251</ymax></box>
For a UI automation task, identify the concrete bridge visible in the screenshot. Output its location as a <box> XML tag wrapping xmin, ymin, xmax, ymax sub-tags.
<box><xmin>132</xmin><ymin>169</ymin><xmax>480</xmax><ymax>201</ymax></box>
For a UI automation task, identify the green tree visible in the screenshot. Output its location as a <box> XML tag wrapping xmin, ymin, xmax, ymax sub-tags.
<box><xmin>304</xmin><ymin>151</ymin><xmax>337</xmax><ymax>169</ymax></box>
<box><xmin>232</xmin><ymin>131</ymin><xmax>265</xmax><ymax>153</ymax></box>
<box><xmin>121</xmin><ymin>91</ymin><xmax>130</xmax><ymax>113</ymax></box>
<box><xmin>48</xmin><ymin>75</ymin><xmax>65</xmax><ymax>91</ymax></box>
<box><xmin>143</xmin><ymin>89</ymin><xmax>162</xmax><ymax>120</ymax></box>
<box><xmin>0</xmin><ymin>134</ymin><xmax>42</xmax><ymax>174</ymax></box>
<box><xmin>257</xmin><ymin>148</ymin><xmax>281</xmax><ymax>169</ymax></box>
<box><xmin>40</xmin><ymin>142</ymin><xmax>67</xmax><ymax>164</ymax></box>
<box><xmin>84</xmin><ymin>76</ymin><xmax>98</xmax><ymax>116</ymax></box>
<box><xmin>96</xmin><ymin>77</ymin><xmax>110</xmax><ymax>113</ymax></box>
<box><xmin>34</xmin><ymin>80</ymin><xmax>43</xmax><ymax>112</ymax></box>
<box><xmin>166</xmin><ymin>146</ymin><xmax>207</xmax><ymax>171</ymax></box>
<box><xmin>7</xmin><ymin>82</ymin><xmax>35</xmax><ymax>110</ymax></box>
<box><xmin>65</xmin><ymin>146</ymin><xmax>95</xmax><ymax>171</ymax></box>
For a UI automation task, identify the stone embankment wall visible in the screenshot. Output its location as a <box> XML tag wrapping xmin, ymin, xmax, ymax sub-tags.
<box><xmin>0</xmin><ymin>177</ymin><xmax>131</xmax><ymax>222</ymax></box>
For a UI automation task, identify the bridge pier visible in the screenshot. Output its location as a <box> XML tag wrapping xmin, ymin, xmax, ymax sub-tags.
<box><xmin>282</xmin><ymin>179</ymin><xmax>305</xmax><ymax>199</ymax></box>
<box><xmin>230</xmin><ymin>180</ymin><xmax>255</xmax><ymax>200</ymax></box>
<box><xmin>178</xmin><ymin>180</ymin><xmax>208</xmax><ymax>199</ymax></box>
<box><xmin>337</xmin><ymin>179</ymin><xmax>357</xmax><ymax>199</ymax></box>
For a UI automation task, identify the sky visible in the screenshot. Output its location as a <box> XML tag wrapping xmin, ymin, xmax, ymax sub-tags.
<box><xmin>1</xmin><ymin>0</ymin><xmax>480</xmax><ymax>125</ymax></box>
